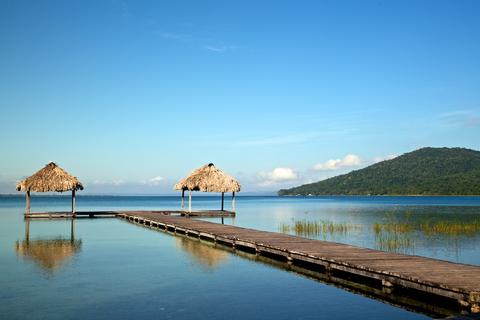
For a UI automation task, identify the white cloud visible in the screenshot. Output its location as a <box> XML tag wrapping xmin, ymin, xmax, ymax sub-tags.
<box><xmin>156</xmin><ymin>30</ymin><xmax>236</xmax><ymax>54</ymax></box>
<box><xmin>147</xmin><ymin>176</ymin><xmax>164</xmax><ymax>186</ymax></box>
<box><xmin>157</xmin><ymin>31</ymin><xmax>192</xmax><ymax>43</ymax></box>
<box><xmin>258</xmin><ymin>167</ymin><xmax>299</xmax><ymax>186</ymax></box>
<box><xmin>120</xmin><ymin>0</ymin><xmax>131</xmax><ymax>18</ymax></box>
<box><xmin>204</xmin><ymin>45</ymin><xmax>239</xmax><ymax>53</ymax></box>
<box><xmin>238</xmin><ymin>131</ymin><xmax>347</xmax><ymax>147</ymax></box>
<box><xmin>240</xmin><ymin>134</ymin><xmax>313</xmax><ymax>146</ymax></box>
<box><xmin>440</xmin><ymin>110</ymin><xmax>480</xmax><ymax>127</ymax></box>
<box><xmin>89</xmin><ymin>177</ymin><xmax>166</xmax><ymax>189</ymax></box>
<box><xmin>204</xmin><ymin>45</ymin><xmax>227</xmax><ymax>52</ymax></box>
<box><xmin>313</xmin><ymin>154</ymin><xmax>361</xmax><ymax>171</ymax></box>
<box><xmin>268</xmin><ymin>168</ymin><xmax>298</xmax><ymax>181</ymax></box>
<box><xmin>92</xmin><ymin>179</ymin><xmax>125</xmax><ymax>186</ymax></box>
<box><xmin>373</xmin><ymin>154</ymin><xmax>397</xmax><ymax>164</ymax></box>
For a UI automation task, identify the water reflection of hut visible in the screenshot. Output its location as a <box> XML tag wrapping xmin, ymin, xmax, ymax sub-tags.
<box><xmin>175</xmin><ymin>237</ymin><xmax>229</xmax><ymax>270</ymax></box>
<box><xmin>15</xmin><ymin>238</ymin><xmax>82</xmax><ymax>273</ymax></box>
<box><xmin>174</xmin><ymin>163</ymin><xmax>241</xmax><ymax>212</ymax></box>
<box><xmin>16</xmin><ymin>162</ymin><xmax>84</xmax><ymax>216</ymax></box>
<box><xmin>15</xmin><ymin>219</ymin><xmax>81</xmax><ymax>274</ymax></box>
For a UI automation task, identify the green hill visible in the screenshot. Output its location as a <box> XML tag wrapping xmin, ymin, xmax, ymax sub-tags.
<box><xmin>278</xmin><ymin>147</ymin><xmax>480</xmax><ymax>196</ymax></box>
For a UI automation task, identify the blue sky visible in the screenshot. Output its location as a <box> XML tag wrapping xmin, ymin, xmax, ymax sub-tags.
<box><xmin>1</xmin><ymin>0</ymin><xmax>479</xmax><ymax>194</ymax></box>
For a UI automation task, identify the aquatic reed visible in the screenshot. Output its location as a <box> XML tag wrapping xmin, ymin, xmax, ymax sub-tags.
<box><xmin>279</xmin><ymin>211</ymin><xmax>480</xmax><ymax>254</ymax></box>
<box><xmin>278</xmin><ymin>219</ymin><xmax>358</xmax><ymax>238</ymax></box>
<box><xmin>374</xmin><ymin>211</ymin><xmax>480</xmax><ymax>237</ymax></box>
<box><xmin>372</xmin><ymin>222</ymin><xmax>415</xmax><ymax>253</ymax></box>
<box><xmin>372</xmin><ymin>211</ymin><xmax>480</xmax><ymax>253</ymax></box>
<box><xmin>420</xmin><ymin>220</ymin><xmax>480</xmax><ymax>237</ymax></box>
<box><xmin>374</xmin><ymin>232</ymin><xmax>415</xmax><ymax>253</ymax></box>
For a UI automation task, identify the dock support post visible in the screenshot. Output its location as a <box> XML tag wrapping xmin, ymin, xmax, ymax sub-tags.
<box><xmin>382</xmin><ymin>280</ymin><xmax>394</xmax><ymax>294</ymax></box>
<box><xmin>232</xmin><ymin>192</ymin><xmax>235</xmax><ymax>212</ymax></box>
<box><xmin>469</xmin><ymin>293</ymin><xmax>480</xmax><ymax>313</ymax></box>
<box><xmin>325</xmin><ymin>264</ymin><xmax>332</xmax><ymax>278</ymax></box>
<box><xmin>26</xmin><ymin>190</ymin><xmax>31</xmax><ymax>214</ymax></box>
<box><xmin>72</xmin><ymin>189</ymin><xmax>76</xmax><ymax>217</ymax></box>
<box><xmin>25</xmin><ymin>219</ymin><xmax>30</xmax><ymax>243</ymax></box>
<box><xmin>188</xmin><ymin>190</ymin><xmax>192</xmax><ymax>213</ymax></box>
<box><xmin>71</xmin><ymin>219</ymin><xmax>75</xmax><ymax>243</ymax></box>
<box><xmin>472</xmin><ymin>303</ymin><xmax>480</xmax><ymax>313</ymax></box>
<box><xmin>181</xmin><ymin>189</ymin><xmax>185</xmax><ymax>209</ymax></box>
<box><xmin>221</xmin><ymin>192</ymin><xmax>224</xmax><ymax>211</ymax></box>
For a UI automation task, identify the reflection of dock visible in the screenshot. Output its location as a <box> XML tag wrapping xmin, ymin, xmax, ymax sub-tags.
<box><xmin>118</xmin><ymin>211</ymin><xmax>480</xmax><ymax>317</ymax></box>
<box><xmin>24</xmin><ymin>210</ymin><xmax>235</xmax><ymax>219</ymax></box>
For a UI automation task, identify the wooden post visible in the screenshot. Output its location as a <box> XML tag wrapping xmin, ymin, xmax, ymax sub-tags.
<box><xmin>25</xmin><ymin>219</ymin><xmax>30</xmax><ymax>243</ymax></box>
<box><xmin>232</xmin><ymin>192</ymin><xmax>236</xmax><ymax>212</ymax></box>
<box><xmin>221</xmin><ymin>192</ymin><xmax>224</xmax><ymax>211</ymax></box>
<box><xmin>188</xmin><ymin>190</ymin><xmax>192</xmax><ymax>213</ymax></box>
<box><xmin>26</xmin><ymin>190</ymin><xmax>31</xmax><ymax>214</ymax></box>
<box><xmin>181</xmin><ymin>189</ymin><xmax>185</xmax><ymax>209</ymax></box>
<box><xmin>72</xmin><ymin>189</ymin><xmax>76</xmax><ymax>217</ymax></box>
<box><xmin>70</xmin><ymin>219</ymin><xmax>75</xmax><ymax>242</ymax></box>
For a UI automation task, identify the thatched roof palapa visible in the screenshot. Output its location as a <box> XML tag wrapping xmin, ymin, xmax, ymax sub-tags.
<box><xmin>174</xmin><ymin>163</ymin><xmax>240</xmax><ymax>193</ymax></box>
<box><xmin>16</xmin><ymin>162</ymin><xmax>83</xmax><ymax>193</ymax></box>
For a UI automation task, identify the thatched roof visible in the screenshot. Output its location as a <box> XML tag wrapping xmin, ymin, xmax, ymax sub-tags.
<box><xmin>16</xmin><ymin>162</ymin><xmax>84</xmax><ymax>192</ymax></box>
<box><xmin>174</xmin><ymin>163</ymin><xmax>240</xmax><ymax>193</ymax></box>
<box><xmin>15</xmin><ymin>239</ymin><xmax>82</xmax><ymax>273</ymax></box>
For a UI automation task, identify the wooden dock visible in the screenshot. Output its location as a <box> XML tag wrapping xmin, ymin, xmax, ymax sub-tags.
<box><xmin>24</xmin><ymin>210</ymin><xmax>235</xmax><ymax>219</ymax></box>
<box><xmin>117</xmin><ymin>211</ymin><xmax>480</xmax><ymax>317</ymax></box>
<box><xmin>24</xmin><ymin>211</ymin><xmax>118</xmax><ymax>219</ymax></box>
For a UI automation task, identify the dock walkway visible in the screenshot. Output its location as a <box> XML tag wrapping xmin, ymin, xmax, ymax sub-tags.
<box><xmin>24</xmin><ymin>210</ymin><xmax>234</xmax><ymax>219</ymax></box>
<box><xmin>117</xmin><ymin>211</ymin><xmax>480</xmax><ymax>315</ymax></box>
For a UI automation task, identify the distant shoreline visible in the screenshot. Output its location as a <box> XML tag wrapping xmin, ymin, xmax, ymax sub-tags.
<box><xmin>278</xmin><ymin>194</ymin><xmax>480</xmax><ymax>197</ymax></box>
<box><xmin>0</xmin><ymin>193</ymin><xmax>277</xmax><ymax>197</ymax></box>
<box><xmin>1</xmin><ymin>193</ymin><xmax>480</xmax><ymax>197</ymax></box>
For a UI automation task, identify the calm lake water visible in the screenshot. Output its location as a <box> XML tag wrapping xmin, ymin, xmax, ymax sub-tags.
<box><xmin>1</xmin><ymin>195</ymin><xmax>480</xmax><ymax>319</ymax></box>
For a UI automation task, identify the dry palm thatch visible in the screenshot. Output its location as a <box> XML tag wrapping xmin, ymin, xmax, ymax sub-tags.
<box><xmin>16</xmin><ymin>162</ymin><xmax>83</xmax><ymax>192</ymax></box>
<box><xmin>15</xmin><ymin>238</ymin><xmax>82</xmax><ymax>273</ymax></box>
<box><xmin>174</xmin><ymin>163</ymin><xmax>240</xmax><ymax>193</ymax></box>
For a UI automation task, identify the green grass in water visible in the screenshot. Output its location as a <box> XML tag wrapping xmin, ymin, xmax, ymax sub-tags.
<box><xmin>420</xmin><ymin>220</ymin><xmax>480</xmax><ymax>236</ymax></box>
<box><xmin>278</xmin><ymin>219</ymin><xmax>358</xmax><ymax>238</ymax></box>
<box><xmin>372</xmin><ymin>211</ymin><xmax>480</xmax><ymax>253</ymax></box>
<box><xmin>278</xmin><ymin>212</ymin><xmax>480</xmax><ymax>254</ymax></box>
<box><xmin>374</xmin><ymin>232</ymin><xmax>415</xmax><ymax>254</ymax></box>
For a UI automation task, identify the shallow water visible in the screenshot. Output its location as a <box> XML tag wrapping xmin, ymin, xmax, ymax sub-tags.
<box><xmin>2</xmin><ymin>195</ymin><xmax>480</xmax><ymax>319</ymax></box>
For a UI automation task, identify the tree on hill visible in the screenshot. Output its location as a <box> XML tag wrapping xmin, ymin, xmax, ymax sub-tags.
<box><xmin>278</xmin><ymin>147</ymin><xmax>480</xmax><ymax>196</ymax></box>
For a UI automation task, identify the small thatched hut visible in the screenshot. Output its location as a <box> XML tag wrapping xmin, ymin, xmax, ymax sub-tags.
<box><xmin>174</xmin><ymin>163</ymin><xmax>241</xmax><ymax>212</ymax></box>
<box><xmin>16</xmin><ymin>162</ymin><xmax>83</xmax><ymax>215</ymax></box>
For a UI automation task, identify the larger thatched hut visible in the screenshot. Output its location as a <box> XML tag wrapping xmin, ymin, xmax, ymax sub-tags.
<box><xmin>16</xmin><ymin>162</ymin><xmax>83</xmax><ymax>216</ymax></box>
<box><xmin>174</xmin><ymin>163</ymin><xmax>241</xmax><ymax>212</ymax></box>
